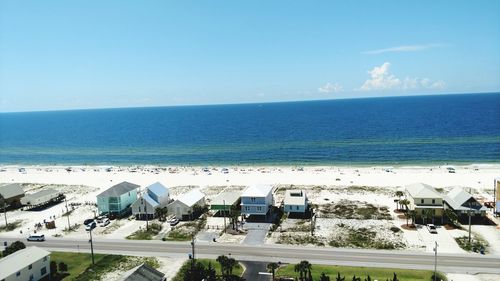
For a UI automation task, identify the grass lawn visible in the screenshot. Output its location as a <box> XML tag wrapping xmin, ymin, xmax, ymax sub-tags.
<box><xmin>50</xmin><ymin>252</ymin><xmax>107</xmax><ymax>281</ymax></box>
<box><xmin>50</xmin><ymin>252</ymin><xmax>158</xmax><ymax>281</ymax></box>
<box><xmin>172</xmin><ymin>258</ymin><xmax>244</xmax><ymax>281</ymax></box>
<box><xmin>126</xmin><ymin>222</ymin><xmax>162</xmax><ymax>240</ymax></box>
<box><xmin>276</xmin><ymin>264</ymin><xmax>447</xmax><ymax>281</ymax></box>
<box><xmin>163</xmin><ymin>229</ymin><xmax>193</xmax><ymax>241</ymax></box>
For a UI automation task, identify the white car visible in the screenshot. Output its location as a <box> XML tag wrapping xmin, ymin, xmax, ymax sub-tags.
<box><xmin>426</xmin><ymin>224</ymin><xmax>438</xmax><ymax>234</ymax></box>
<box><xmin>27</xmin><ymin>234</ymin><xmax>45</xmax><ymax>241</ymax></box>
<box><xmin>99</xmin><ymin>218</ymin><xmax>110</xmax><ymax>227</ymax></box>
<box><xmin>85</xmin><ymin>221</ymin><xmax>97</xmax><ymax>231</ymax></box>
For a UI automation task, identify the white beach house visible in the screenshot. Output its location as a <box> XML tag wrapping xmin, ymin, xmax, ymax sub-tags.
<box><xmin>131</xmin><ymin>182</ymin><xmax>170</xmax><ymax>220</ymax></box>
<box><xmin>168</xmin><ymin>189</ymin><xmax>205</xmax><ymax>220</ymax></box>
<box><xmin>240</xmin><ymin>184</ymin><xmax>274</xmax><ymax>217</ymax></box>
<box><xmin>405</xmin><ymin>183</ymin><xmax>444</xmax><ymax>223</ymax></box>
<box><xmin>0</xmin><ymin>246</ymin><xmax>51</xmax><ymax>281</ymax></box>
<box><xmin>284</xmin><ymin>189</ymin><xmax>308</xmax><ymax>213</ymax></box>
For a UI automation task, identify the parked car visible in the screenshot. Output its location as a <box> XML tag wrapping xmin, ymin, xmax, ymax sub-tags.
<box><xmin>169</xmin><ymin>217</ymin><xmax>179</xmax><ymax>226</ymax></box>
<box><xmin>83</xmin><ymin>218</ymin><xmax>95</xmax><ymax>226</ymax></box>
<box><xmin>99</xmin><ymin>218</ymin><xmax>110</xmax><ymax>227</ymax></box>
<box><xmin>426</xmin><ymin>224</ymin><xmax>438</xmax><ymax>234</ymax></box>
<box><xmin>85</xmin><ymin>221</ymin><xmax>97</xmax><ymax>231</ymax></box>
<box><xmin>27</xmin><ymin>234</ymin><xmax>45</xmax><ymax>241</ymax></box>
<box><xmin>96</xmin><ymin>216</ymin><xmax>108</xmax><ymax>224</ymax></box>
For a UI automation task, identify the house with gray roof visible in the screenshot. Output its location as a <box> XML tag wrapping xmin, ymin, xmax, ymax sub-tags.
<box><xmin>444</xmin><ymin>187</ymin><xmax>487</xmax><ymax>217</ymax></box>
<box><xmin>0</xmin><ymin>183</ymin><xmax>25</xmax><ymax>207</ymax></box>
<box><xmin>131</xmin><ymin>182</ymin><xmax>170</xmax><ymax>220</ymax></box>
<box><xmin>120</xmin><ymin>263</ymin><xmax>165</xmax><ymax>281</ymax></box>
<box><xmin>97</xmin><ymin>181</ymin><xmax>139</xmax><ymax>217</ymax></box>
<box><xmin>0</xmin><ymin>246</ymin><xmax>50</xmax><ymax>281</ymax></box>
<box><xmin>404</xmin><ymin>183</ymin><xmax>444</xmax><ymax>223</ymax></box>
<box><xmin>168</xmin><ymin>189</ymin><xmax>205</xmax><ymax>220</ymax></box>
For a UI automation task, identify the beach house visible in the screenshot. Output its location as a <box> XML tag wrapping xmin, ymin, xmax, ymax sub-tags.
<box><xmin>120</xmin><ymin>263</ymin><xmax>166</xmax><ymax>281</ymax></box>
<box><xmin>284</xmin><ymin>190</ymin><xmax>308</xmax><ymax>214</ymax></box>
<box><xmin>404</xmin><ymin>183</ymin><xmax>444</xmax><ymax>224</ymax></box>
<box><xmin>444</xmin><ymin>187</ymin><xmax>487</xmax><ymax>218</ymax></box>
<box><xmin>495</xmin><ymin>177</ymin><xmax>500</xmax><ymax>215</ymax></box>
<box><xmin>97</xmin><ymin>181</ymin><xmax>139</xmax><ymax>218</ymax></box>
<box><xmin>0</xmin><ymin>246</ymin><xmax>51</xmax><ymax>281</ymax></box>
<box><xmin>131</xmin><ymin>182</ymin><xmax>170</xmax><ymax>220</ymax></box>
<box><xmin>240</xmin><ymin>184</ymin><xmax>274</xmax><ymax>218</ymax></box>
<box><xmin>210</xmin><ymin>191</ymin><xmax>241</xmax><ymax>214</ymax></box>
<box><xmin>168</xmin><ymin>189</ymin><xmax>205</xmax><ymax>220</ymax></box>
<box><xmin>0</xmin><ymin>183</ymin><xmax>25</xmax><ymax>208</ymax></box>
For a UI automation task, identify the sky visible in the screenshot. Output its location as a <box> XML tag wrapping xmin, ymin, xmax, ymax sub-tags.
<box><xmin>1</xmin><ymin>1</ymin><xmax>500</xmax><ymax>112</ymax></box>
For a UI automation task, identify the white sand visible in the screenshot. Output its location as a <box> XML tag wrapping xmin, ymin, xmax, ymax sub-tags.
<box><xmin>1</xmin><ymin>164</ymin><xmax>499</xmax><ymax>277</ymax></box>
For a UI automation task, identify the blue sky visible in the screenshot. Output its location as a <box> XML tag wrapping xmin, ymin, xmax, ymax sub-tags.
<box><xmin>1</xmin><ymin>1</ymin><xmax>499</xmax><ymax>112</ymax></box>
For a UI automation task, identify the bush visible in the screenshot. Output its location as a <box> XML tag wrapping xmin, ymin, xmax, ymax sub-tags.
<box><xmin>2</xmin><ymin>241</ymin><xmax>26</xmax><ymax>256</ymax></box>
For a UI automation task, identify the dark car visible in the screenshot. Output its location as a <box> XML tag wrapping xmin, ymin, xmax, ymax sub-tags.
<box><xmin>84</xmin><ymin>219</ymin><xmax>95</xmax><ymax>225</ymax></box>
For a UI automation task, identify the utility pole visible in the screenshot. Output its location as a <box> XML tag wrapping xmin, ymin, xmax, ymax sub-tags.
<box><xmin>433</xmin><ymin>241</ymin><xmax>438</xmax><ymax>281</ymax></box>
<box><xmin>89</xmin><ymin>227</ymin><xmax>95</xmax><ymax>265</ymax></box>
<box><xmin>223</xmin><ymin>200</ymin><xmax>227</xmax><ymax>233</ymax></box>
<box><xmin>468</xmin><ymin>202</ymin><xmax>472</xmax><ymax>244</ymax></box>
<box><xmin>65</xmin><ymin>196</ymin><xmax>71</xmax><ymax>231</ymax></box>
<box><xmin>144</xmin><ymin>197</ymin><xmax>149</xmax><ymax>231</ymax></box>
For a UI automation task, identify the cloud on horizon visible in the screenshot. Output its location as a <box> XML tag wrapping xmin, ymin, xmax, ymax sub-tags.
<box><xmin>362</xmin><ymin>43</ymin><xmax>447</xmax><ymax>55</ymax></box>
<box><xmin>359</xmin><ymin>62</ymin><xmax>445</xmax><ymax>91</ymax></box>
<box><xmin>318</xmin><ymin>82</ymin><xmax>343</xmax><ymax>93</ymax></box>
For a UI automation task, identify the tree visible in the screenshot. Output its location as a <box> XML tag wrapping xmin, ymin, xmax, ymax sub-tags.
<box><xmin>295</xmin><ymin>260</ymin><xmax>312</xmax><ymax>281</ymax></box>
<box><xmin>294</xmin><ymin>262</ymin><xmax>305</xmax><ymax>281</ymax></box>
<box><xmin>183</xmin><ymin>261</ymin><xmax>206</xmax><ymax>281</ymax></box>
<box><xmin>230</xmin><ymin>204</ymin><xmax>241</xmax><ymax>230</ymax></box>
<box><xmin>392</xmin><ymin>272</ymin><xmax>399</xmax><ymax>281</ymax></box>
<box><xmin>408</xmin><ymin>210</ymin><xmax>417</xmax><ymax>225</ymax></box>
<box><xmin>205</xmin><ymin>262</ymin><xmax>217</xmax><ymax>281</ymax></box>
<box><xmin>2</xmin><ymin>240</ymin><xmax>25</xmax><ymax>256</ymax></box>
<box><xmin>320</xmin><ymin>272</ymin><xmax>331</xmax><ymax>281</ymax></box>
<box><xmin>217</xmin><ymin>255</ymin><xmax>229</xmax><ymax>278</ymax></box>
<box><xmin>444</xmin><ymin>209</ymin><xmax>458</xmax><ymax>226</ymax></box>
<box><xmin>365</xmin><ymin>275</ymin><xmax>372</xmax><ymax>281</ymax></box>
<box><xmin>398</xmin><ymin>199</ymin><xmax>410</xmax><ymax>225</ymax></box>
<box><xmin>336</xmin><ymin>272</ymin><xmax>346</xmax><ymax>281</ymax></box>
<box><xmin>50</xmin><ymin>261</ymin><xmax>58</xmax><ymax>276</ymax></box>
<box><xmin>422</xmin><ymin>209</ymin><xmax>434</xmax><ymax>225</ymax></box>
<box><xmin>395</xmin><ymin>191</ymin><xmax>404</xmax><ymax>210</ymax></box>
<box><xmin>226</xmin><ymin>257</ymin><xmax>237</xmax><ymax>276</ymax></box>
<box><xmin>267</xmin><ymin>262</ymin><xmax>279</xmax><ymax>280</ymax></box>
<box><xmin>0</xmin><ymin>194</ymin><xmax>8</xmax><ymax>227</ymax></box>
<box><xmin>155</xmin><ymin>206</ymin><xmax>168</xmax><ymax>221</ymax></box>
<box><xmin>58</xmin><ymin>262</ymin><xmax>68</xmax><ymax>272</ymax></box>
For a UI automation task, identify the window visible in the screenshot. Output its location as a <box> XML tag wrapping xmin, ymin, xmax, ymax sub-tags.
<box><xmin>245</xmin><ymin>206</ymin><xmax>250</xmax><ymax>211</ymax></box>
<box><xmin>29</xmin><ymin>274</ymin><xmax>34</xmax><ymax>281</ymax></box>
<box><xmin>432</xmin><ymin>199</ymin><xmax>435</xmax><ymax>204</ymax></box>
<box><xmin>16</xmin><ymin>272</ymin><xmax>21</xmax><ymax>276</ymax></box>
<box><xmin>296</xmin><ymin>206</ymin><xmax>299</xmax><ymax>210</ymax></box>
<box><xmin>257</xmin><ymin>206</ymin><xmax>262</xmax><ymax>211</ymax></box>
<box><xmin>420</xmin><ymin>199</ymin><xmax>424</xmax><ymax>204</ymax></box>
<box><xmin>41</xmin><ymin>267</ymin><xmax>47</xmax><ymax>276</ymax></box>
<box><xmin>251</xmin><ymin>197</ymin><xmax>256</xmax><ymax>203</ymax></box>
<box><xmin>29</xmin><ymin>264</ymin><xmax>32</xmax><ymax>270</ymax></box>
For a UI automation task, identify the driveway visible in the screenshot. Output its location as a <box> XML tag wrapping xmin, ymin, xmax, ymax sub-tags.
<box><xmin>240</xmin><ymin>261</ymin><xmax>271</xmax><ymax>281</ymax></box>
<box><xmin>416</xmin><ymin>224</ymin><xmax>464</xmax><ymax>253</ymax></box>
<box><xmin>242</xmin><ymin>223</ymin><xmax>271</xmax><ymax>245</ymax></box>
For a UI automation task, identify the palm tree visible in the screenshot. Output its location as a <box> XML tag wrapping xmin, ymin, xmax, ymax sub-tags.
<box><xmin>395</xmin><ymin>191</ymin><xmax>404</xmax><ymax>210</ymax></box>
<box><xmin>294</xmin><ymin>262</ymin><xmax>305</xmax><ymax>281</ymax></box>
<box><xmin>422</xmin><ymin>209</ymin><xmax>434</xmax><ymax>225</ymax></box>
<box><xmin>0</xmin><ymin>194</ymin><xmax>7</xmax><ymax>227</ymax></box>
<box><xmin>399</xmin><ymin>199</ymin><xmax>410</xmax><ymax>225</ymax></box>
<box><xmin>295</xmin><ymin>260</ymin><xmax>312</xmax><ymax>281</ymax></box>
<box><xmin>216</xmin><ymin>255</ymin><xmax>229</xmax><ymax>277</ymax></box>
<box><xmin>267</xmin><ymin>262</ymin><xmax>279</xmax><ymax>280</ymax></box>
<box><xmin>320</xmin><ymin>272</ymin><xmax>331</xmax><ymax>281</ymax></box>
<box><xmin>444</xmin><ymin>209</ymin><xmax>458</xmax><ymax>226</ymax></box>
<box><xmin>336</xmin><ymin>272</ymin><xmax>346</xmax><ymax>281</ymax></box>
<box><xmin>408</xmin><ymin>210</ymin><xmax>417</xmax><ymax>226</ymax></box>
<box><xmin>155</xmin><ymin>206</ymin><xmax>168</xmax><ymax>221</ymax></box>
<box><xmin>226</xmin><ymin>257</ymin><xmax>237</xmax><ymax>276</ymax></box>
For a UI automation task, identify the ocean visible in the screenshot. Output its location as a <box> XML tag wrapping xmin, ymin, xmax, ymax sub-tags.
<box><xmin>0</xmin><ymin>93</ymin><xmax>499</xmax><ymax>166</ymax></box>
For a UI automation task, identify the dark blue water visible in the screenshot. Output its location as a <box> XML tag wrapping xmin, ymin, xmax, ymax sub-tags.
<box><xmin>1</xmin><ymin>93</ymin><xmax>499</xmax><ymax>165</ymax></box>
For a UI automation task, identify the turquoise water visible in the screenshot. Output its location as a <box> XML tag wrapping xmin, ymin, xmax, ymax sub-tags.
<box><xmin>0</xmin><ymin>93</ymin><xmax>499</xmax><ymax>165</ymax></box>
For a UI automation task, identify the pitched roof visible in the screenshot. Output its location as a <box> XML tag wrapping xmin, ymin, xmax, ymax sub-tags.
<box><xmin>97</xmin><ymin>181</ymin><xmax>140</xmax><ymax>197</ymax></box>
<box><xmin>178</xmin><ymin>189</ymin><xmax>205</xmax><ymax>207</ymax></box>
<box><xmin>143</xmin><ymin>194</ymin><xmax>159</xmax><ymax>208</ymax></box>
<box><xmin>0</xmin><ymin>246</ymin><xmax>51</xmax><ymax>279</ymax></box>
<box><xmin>284</xmin><ymin>190</ymin><xmax>307</xmax><ymax>206</ymax></box>
<box><xmin>444</xmin><ymin>187</ymin><xmax>487</xmax><ymax>211</ymax></box>
<box><xmin>211</xmin><ymin>191</ymin><xmax>241</xmax><ymax>206</ymax></box>
<box><xmin>0</xmin><ymin>183</ymin><xmax>24</xmax><ymax>199</ymax></box>
<box><xmin>121</xmin><ymin>263</ymin><xmax>165</xmax><ymax>281</ymax></box>
<box><xmin>147</xmin><ymin>182</ymin><xmax>169</xmax><ymax>198</ymax></box>
<box><xmin>405</xmin><ymin>183</ymin><xmax>442</xmax><ymax>199</ymax></box>
<box><xmin>242</xmin><ymin>184</ymin><xmax>273</xmax><ymax>197</ymax></box>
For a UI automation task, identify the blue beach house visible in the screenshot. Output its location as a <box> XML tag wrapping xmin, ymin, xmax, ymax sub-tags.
<box><xmin>97</xmin><ymin>181</ymin><xmax>139</xmax><ymax>218</ymax></box>
<box><xmin>241</xmin><ymin>184</ymin><xmax>274</xmax><ymax>218</ymax></box>
<box><xmin>131</xmin><ymin>182</ymin><xmax>170</xmax><ymax>220</ymax></box>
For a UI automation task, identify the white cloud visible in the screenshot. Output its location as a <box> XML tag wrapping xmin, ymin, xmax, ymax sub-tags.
<box><xmin>360</xmin><ymin>62</ymin><xmax>401</xmax><ymax>91</ymax></box>
<box><xmin>360</xmin><ymin>62</ymin><xmax>446</xmax><ymax>91</ymax></box>
<box><xmin>318</xmin><ymin>82</ymin><xmax>343</xmax><ymax>93</ymax></box>
<box><xmin>362</xmin><ymin>43</ymin><xmax>447</xmax><ymax>55</ymax></box>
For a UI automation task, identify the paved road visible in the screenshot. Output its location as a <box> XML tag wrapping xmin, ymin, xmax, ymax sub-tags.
<box><xmin>240</xmin><ymin>261</ymin><xmax>271</xmax><ymax>281</ymax></box>
<box><xmin>3</xmin><ymin>237</ymin><xmax>500</xmax><ymax>275</ymax></box>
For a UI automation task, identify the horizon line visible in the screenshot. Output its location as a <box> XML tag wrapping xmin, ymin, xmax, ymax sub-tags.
<box><xmin>1</xmin><ymin>91</ymin><xmax>499</xmax><ymax>114</ymax></box>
